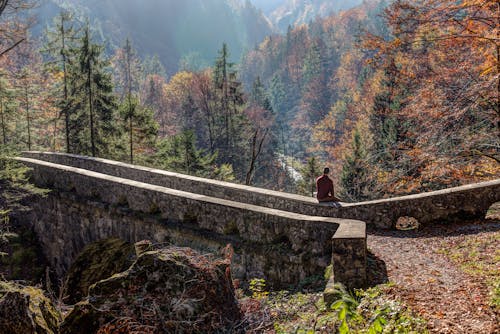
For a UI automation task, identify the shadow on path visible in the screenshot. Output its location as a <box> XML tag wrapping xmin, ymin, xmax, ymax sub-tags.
<box><xmin>367</xmin><ymin>218</ymin><xmax>500</xmax><ymax>239</ymax></box>
<box><xmin>366</xmin><ymin>250</ymin><xmax>388</xmax><ymax>287</ymax></box>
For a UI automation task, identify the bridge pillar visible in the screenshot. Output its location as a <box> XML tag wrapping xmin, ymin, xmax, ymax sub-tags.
<box><xmin>324</xmin><ymin>222</ymin><xmax>367</xmax><ymax>305</ymax></box>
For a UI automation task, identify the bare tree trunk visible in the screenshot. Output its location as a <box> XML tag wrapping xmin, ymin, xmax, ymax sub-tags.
<box><xmin>497</xmin><ymin>2</ymin><xmax>500</xmax><ymax>138</ymax></box>
<box><xmin>0</xmin><ymin>0</ymin><xmax>8</xmax><ymax>17</ymax></box>
<box><xmin>61</xmin><ymin>15</ymin><xmax>71</xmax><ymax>153</ymax></box>
<box><xmin>25</xmin><ymin>84</ymin><xmax>31</xmax><ymax>151</ymax></box>
<box><xmin>127</xmin><ymin>46</ymin><xmax>134</xmax><ymax>164</ymax></box>
<box><xmin>52</xmin><ymin>114</ymin><xmax>57</xmax><ymax>151</ymax></box>
<box><xmin>245</xmin><ymin>128</ymin><xmax>268</xmax><ymax>186</ymax></box>
<box><xmin>0</xmin><ymin>96</ymin><xmax>6</xmax><ymax>145</ymax></box>
<box><xmin>88</xmin><ymin>60</ymin><xmax>95</xmax><ymax>157</ymax></box>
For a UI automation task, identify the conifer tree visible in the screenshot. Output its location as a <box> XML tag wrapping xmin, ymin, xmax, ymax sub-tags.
<box><xmin>113</xmin><ymin>38</ymin><xmax>158</xmax><ymax>163</ymax></box>
<box><xmin>340</xmin><ymin>128</ymin><xmax>372</xmax><ymax>202</ymax></box>
<box><xmin>212</xmin><ymin>43</ymin><xmax>245</xmax><ymax>163</ymax></box>
<box><xmin>118</xmin><ymin>97</ymin><xmax>158</xmax><ymax>163</ymax></box>
<box><xmin>68</xmin><ymin>23</ymin><xmax>118</xmax><ymax>157</ymax></box>
<box><xmin>14</xmin><ymin>62</ymin><xmax>42</xmax><ymax>151</ymax></box>
<box><xmin>143</xmin><ymin>54</ymin><xmax>166</xmax><ymax>78</ymax></box>
<box><xmin>0</xmin><ymin>70</ymin><xmax>15</xmax><ymax>145</ymax></box>
<box><xmin>155</xmin><ymin>130</ymin><xmax>218</xmax><ymax>177</ymax></box>
<box><xmin>43</xmin><ymin>10</ymin><xmax>78</xmax><ymax>153</ymax></box>
<box><xmin>369</xmin><ymin>59</ymin><xmax>401</xmax><ymax>169</ymax></box>
<box><xmin>298</xmin><ymin>156</ymin><xmax>320</xmax><ymax>197</ymax></box>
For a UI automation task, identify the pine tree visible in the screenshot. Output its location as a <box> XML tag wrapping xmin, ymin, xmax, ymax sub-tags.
<box><xmin>43</xmin><ymin>10</ymin><xmax>79</xmax><ymax>153</ymax></box>
<box><xmin>298</xmin><ymin>156</ymin><xmax>320</xmax><ymax>197</ymax></box>
<box><xmin>113</xmin><ymin>38</ymin><xmax>157</xmax><ymax>163</ymax></box>
<box><xmin>68</xmin><ymin>23</ymin><xmax>118</xmax><ymax>157</ymax></box>
<box><xmin>301</xmin><ymin>39</ymin><xmax>329</xmax><ymax>125</ymax></box>
<box><xmin>340</xmin><ymin>128</ymin><xmax>372</xmax><ymax>202</ymax></box>
<box><xmin>118</xmin><ymin>97</ymin><xmax>158</xmax><ymax>163</ymax></box>
<box><xmin>212</xmin><ymin>43</ymin><xmax>246</xmax><ymax>170</ymax></box>
<box><xmin>142</xmin><ymin>54</ymin><xmax>166</xmax><ymax>78</ymax></box>
<box><xmin>0</xmin><ymin>70</ymin><xmax>15</xmax><ymax>145</ymax></box>
<box><xmin>15</xmin><ymin>65</ymin><xmax>41</xmax><ymax>151</ymax></box>
<box><xmin>155</xmin><ymin>130</ymin><xmax>218</xmax><ymax>177</ymax></box>
<box><xmin>369</xmin><ymin>58</ymin><xmax>408</xmax><ymax>174</ymax></box>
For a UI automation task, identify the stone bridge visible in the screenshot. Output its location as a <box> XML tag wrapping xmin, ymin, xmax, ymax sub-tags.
<box><xmin>16</xmin><ymin>152</ymin><xmax>500</xmax><ymax>291</ymax></box>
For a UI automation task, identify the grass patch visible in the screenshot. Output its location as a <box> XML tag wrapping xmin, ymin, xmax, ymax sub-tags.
<box><xmin>241</xmin><ymin>282</ymin><xmax>427</xmax><ymax>333</ymax></box>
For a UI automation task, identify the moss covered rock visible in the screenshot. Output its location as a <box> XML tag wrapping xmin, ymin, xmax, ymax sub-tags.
<box><xmin>0</xmin><ymin>281</ymin><xmax>61</xmax><ymax>334</ymax></box>
<box><xmin>61</xmin><ymin>246</ymin><xmax>241</xmax><ymax>333</ymax></box>
<box><xmin>63</xmin><ymin>238</ymin><xmax>135</xmax><ymax>304</ymax></box>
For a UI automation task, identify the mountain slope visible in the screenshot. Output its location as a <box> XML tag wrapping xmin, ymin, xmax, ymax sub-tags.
<box><xmin>268</xmin><ymin>0</ymin><xmax>364</xmax><ymax>31</ymax></box>
<box><xmin>36</xmin><ymin>0</ymin><xmax>274</xmax><ymax>74</ymax></box>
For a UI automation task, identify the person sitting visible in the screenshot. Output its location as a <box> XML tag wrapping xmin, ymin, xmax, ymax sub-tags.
<box><xmin>316</xmin><ymin>167</ymin><xmax>341</xmax><ymax>204</ymax></box>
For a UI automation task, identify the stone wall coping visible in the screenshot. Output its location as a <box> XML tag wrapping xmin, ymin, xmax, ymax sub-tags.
<box><xmin>333</xmin><ymin>221</ymin><xmax>366</xmax><ymax>239</ymax></box>
<box><xmin>21</xmin><ymin>151</ymin><xmax>319</xmax><ymax>203</ymax></box>
<box><xmin>22</xmin><ymin>152</ymin><xmax>500</xmax><ymax>210</ymax></box>
<box><xmin>17</xmin><ymin>157</ymin><xmax>366</xmax><ymax>240</ymax></box>
<box><xmin>340</xmin><ymin>178</ymin><xmax>500</xmax><ymax>207</ymax></box>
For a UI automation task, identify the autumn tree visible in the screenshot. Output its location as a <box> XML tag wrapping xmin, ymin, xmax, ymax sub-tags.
<box><xmin>0</xmin><ymin>0</ymin><xmax>34</xmax><ymax>57</ymax></box>
<box><xmin>190</xmin><ymin>69</ymin><xmax>217</xmax><ymax>152</ymax></box>
<box><xmin>363</xmin><ymin>0</ymin><xmax>499</xmax><ymax>191</ymax></box>
<box><xmin>244</xmin><ymin>76</ymin><xmax>275</xmax><ymax>185</ymax></box>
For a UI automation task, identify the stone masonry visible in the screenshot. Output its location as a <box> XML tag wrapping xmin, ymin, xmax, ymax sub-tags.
<box><xmin>22</xmin><ymin>152</ymin><xmax>500</xmax><ymax>228</ymax></box>
<box><xmin>17</xmin><ymin>157</ymin><xmax>367</xmax><ymax>289</ymax></box>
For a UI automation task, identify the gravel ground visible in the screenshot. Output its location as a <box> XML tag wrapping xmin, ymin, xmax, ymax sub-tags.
<box><xmin>367</xmin><ymin>210</ymin><xmax>500</xmax><ymax>334</ymax></box>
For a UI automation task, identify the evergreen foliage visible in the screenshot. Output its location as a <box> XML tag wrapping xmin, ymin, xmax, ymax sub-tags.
<box><xmin>113</xmin><ymin>38</ymin><xmax>158</xmax><ymax>163</ymax></box>
<box><xmin>154</xmin><ymin>130</ymin><xmax>234</xmax><ymax>181</ymax></box>
<box><xmin>297</xmin><ymin>156</ymin><xmax>320</xmax><ymax>197</ymax></box>
<box><xmin>67</xmin><ymin>23</ymin><xmax>119</xmax><ymax>157</ymax></box>
<box><xmin>0</xmin><ymin>70</ymin><xmax>16</xmax><ymax>146</ymax></box>
<box><xmin>42</xmin><ymin>10</ymin><xmax>79</xmax><ymax>153</ymax></box>
<box><xmin>340</xmin><ymin>128</ymin><xmax>372</xmax><ymax>201</ymax></box>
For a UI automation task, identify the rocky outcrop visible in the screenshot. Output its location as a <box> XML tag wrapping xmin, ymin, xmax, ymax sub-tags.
<box><xmin>0</xmin><ymin>281</ymin><xmax>61</xmax><ymax>334</ymax></box>
<box><xmin>63</xmin><ymin>238</ymin><xmax>135</xmax><ymax>305</ymax></box>
<box><xmin>61</xmin><ymin>246</ymin><xmax>241</xmax><ymax>334</ymax></box>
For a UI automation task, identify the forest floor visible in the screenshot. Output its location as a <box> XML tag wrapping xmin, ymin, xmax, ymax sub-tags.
<box><xmin>242</xmin><ymin>204</ymin><xmax>499</xmax><ymax>333</ymax></box>
<box><xmin>367</xmin><ymin>203</ymin><xmax>500</xmax><ymax>334</ymax></box>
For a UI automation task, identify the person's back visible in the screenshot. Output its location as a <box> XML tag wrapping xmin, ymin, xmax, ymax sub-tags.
<box><xmin>316</xmin><ymin>167</ymin><xmax>340</xmax><ymax>203</ymax></box>
<box><xmin>316</xmin><ymin>174</ymin><xmax>333</xmax><ymax>200</ymax></box>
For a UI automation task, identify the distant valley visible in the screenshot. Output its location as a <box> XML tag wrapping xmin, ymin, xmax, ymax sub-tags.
<box><xmin>34</xmin><ymin>0</ymin><xmax>363</xmax><ymax>73</ymax></box>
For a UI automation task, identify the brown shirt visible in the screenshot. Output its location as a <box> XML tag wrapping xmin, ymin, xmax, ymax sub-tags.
<box><xmin>316</xmin><ymin>174</ymin><xmax>333</xmax><ymax>200</ymax></box>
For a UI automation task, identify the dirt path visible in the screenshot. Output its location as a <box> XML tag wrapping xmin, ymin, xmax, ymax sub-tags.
<box><xmin>367</xmin><ymin>218</ymin><xmax>499</xmax><ymax>334</ymax></box>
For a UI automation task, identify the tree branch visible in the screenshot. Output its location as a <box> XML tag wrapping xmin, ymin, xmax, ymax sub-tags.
<box><xmin>0</xmin><ymin>0</ymin><xmax>8</xmax><ymax>18</ymax></box>
<box><xmin>0</xmin><ymin>38</ymin><xmax>24</xmax><ymax>57</ymax></box>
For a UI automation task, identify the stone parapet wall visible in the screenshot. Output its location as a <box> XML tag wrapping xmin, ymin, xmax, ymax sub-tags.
<box><xmin>21</xmin><ymin>151</ymin><xmax>321</xmax><ymax>212</ymax></box>
<box><xmin>22</xmin><ymin>152</ymin><xmax>500</xmax><ymax>228</ymax></box>
<box><xmin>18</xmin><ymin>157</ymin><xmax>366</xmax><ymax>288</ymax></box>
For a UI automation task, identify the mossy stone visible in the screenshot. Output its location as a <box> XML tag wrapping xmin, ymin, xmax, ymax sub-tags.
<box><xmin>0</xmin><ymin>281</ymin><xmax>61</xmax><ymax>334</ymax></box>
<box><xmin>63</xmin><ymin>238</ymin><xmax>135</xmax><ymax>304</ymax></box>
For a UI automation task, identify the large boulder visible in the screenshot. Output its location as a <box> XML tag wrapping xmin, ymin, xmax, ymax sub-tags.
<box><xmin>61</xmin><ymin>246</ymin><xmax>241</xmax><ymax>333</ymax></box>
<box><xmin>64</xmin><ymin>238</ymin><xmax>136</xmax><ymax>304</ymax></box>
<box><xmin>0</xmin><ymin>281</ymin><xmax>61</xmax><ymax>334</ymax></box>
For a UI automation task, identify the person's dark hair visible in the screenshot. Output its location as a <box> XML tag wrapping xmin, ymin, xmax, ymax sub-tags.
<box><xmin>323</xmin><ymin>167</ymin><xmax>330</xmax><ymax>174</ymax></box>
